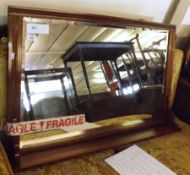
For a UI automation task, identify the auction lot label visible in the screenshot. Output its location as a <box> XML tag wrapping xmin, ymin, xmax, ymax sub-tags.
<box><xmin>7</xmin><ymin>114</ymin><xmax>85</xmax><ymax>136</ymax></box>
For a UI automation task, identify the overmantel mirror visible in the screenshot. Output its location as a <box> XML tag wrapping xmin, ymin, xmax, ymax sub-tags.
<box><xmin>4</xmin><ymin>6</ymin><xmax>177</xmax><ymax>170</ymax></box>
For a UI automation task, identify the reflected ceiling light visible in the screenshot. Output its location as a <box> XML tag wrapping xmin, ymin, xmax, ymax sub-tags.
<box><xmin>122</xmin><ymin>88</ymin><xmax>128</xmax><ymax>95</ymax></box>
<box><xmin>127</xmin><ymin>86</ymin><xmax>133</xmax><ymax>94</ymax></box>
<box><xmin>122</xmin><ymin>86</ymin><xmax>133</xmax><ymax>95</ymax></box>
<box><xmin>31</xmin><ymin>94</ymin><xmax>46</xmax><ymax>105</ymax></box>
<box><xmin>48</xmin><ymin>65</ymin><xmax>53</xmax><ymax>69</ymax></box>
<box><xmin>63</xmin><ymin>76</ymin><xmax>71</xmax><ymax>87</ymax></box>
<box><xmin>115</xmin><ymin>90</ymin><xmax>119</xmax><ymax>96</ymax></box>
<box><xmin>130</xmin><ymin>70</ymin><xmax>134</xmax><ymax>74</ymax></box>
<box><xmin>141</xmin><ymin>32</ymin><xmax>168</xmax><ymax>48</ymax></box>
<box><xmin>120</xmin><ymin>71</ymin><xmax>128</xmax><ymax>79</ymax></box>
<box><xmin>122</xmin><ymin>119</ymin><xmax>144</xmax><ymax>127</ymax></box>
<box><xmin>29</xmin><ymin>80</ymin><xmax>62</xmax><ymax>94</ymax></box>
<box><xmin>133</xmin><ymin>84</ymin><xmax>140</xmax><ymax>91</ymax></box>
<box><xmin>104</xmin><ymin>29</ymin><xmax>122</xmax><ymax>41</ymax></box>
<box><xmin>122</xmin><ymin>54</ymin><xmax>128</xmax><ymax>59</ymax></box>
<box><xmin>21</xmin><ymin>81</ymin><xmax>30</xmax><ymax>112</ymax></box>
<box><xmin>92</xmin><ymin>65</ymin><xmax>99</xmax><ymax>71</ymax></box>
<box><xmin>113</xmin><ymin>79</ymin><xmax>118</xmax><ymax>83</ymax></box>
<box><xmin>122</xmin><ymin>84</ymin><xmax>140</xmax><ymax>95</ymax></box>
<box><xmin>87</xmin><ymin>61</ymin><xmax>94</xmax><ymax>65</ymax></box>
<box><xmin>92</xmin><ymin>78</ymin><xmax>106</xmax><ymax>84</ymax></box>
<box><xmin>112</xmin><ymin>31</ymin><xmax>129</xmax><ymax>42</ymax></box>
<box><xmin>93</xmin><ymin>72</ymin><xmax>104</xmax><ymax>79</ymax></box>
<box><xmin>24</xmin><ymin>17</ymin><xmax>32</xmax><ymax>22</ymax></box>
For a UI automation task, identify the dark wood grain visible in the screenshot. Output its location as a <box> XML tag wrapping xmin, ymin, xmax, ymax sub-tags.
<box><xmin>5</xmin><ymin>14</ymin><xmax>23</xmax><ymax>170</ymax></box>
<box><xmin>19</xmin><ymin>124</ymin><xmax>179</xmax><ymax>169</ymax></box>
<box><xmin>8</xmin><ymin>6</ymin><xmax>175</xmax><ymax>30</ymax></box>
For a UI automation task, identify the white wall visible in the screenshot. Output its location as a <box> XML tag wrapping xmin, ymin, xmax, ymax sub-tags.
<box><xmin>0</xmin><ymin>0</ymin><xmax>190</xmax><ymax>48</ymax></box>
<box><xmin>0</xmin><ymin>0</ymin><xmax>173</xmax><ymax>25</ymax></box>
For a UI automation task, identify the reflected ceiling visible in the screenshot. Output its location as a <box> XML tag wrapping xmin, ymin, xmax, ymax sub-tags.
<box><xmin>22</xmin><ymin>18</ymin><xmax>168</xmax><ymax>94</ymax></box>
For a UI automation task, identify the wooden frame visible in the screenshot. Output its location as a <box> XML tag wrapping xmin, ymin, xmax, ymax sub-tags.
<box><xmin>4</xmin><ymin>6</ymin><xmax>178</xmax><ymax>171</ymax></box>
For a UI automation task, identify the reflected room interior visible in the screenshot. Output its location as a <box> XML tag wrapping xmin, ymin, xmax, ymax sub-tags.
<box><xmin>20</xmin><ymin>17</ymin><xmax>169</xmax><ymax>148</ymax></box>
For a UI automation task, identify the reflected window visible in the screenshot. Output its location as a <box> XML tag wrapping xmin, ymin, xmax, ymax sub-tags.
<box><xmin>20</xmin><ymin>68</ymin><xmax>78</xmax><ymax>120</ymax></box>
<box><xmin>29</xmin><ymin>79</ymin><xmax>63</xmax><ymax>105</ymax></box>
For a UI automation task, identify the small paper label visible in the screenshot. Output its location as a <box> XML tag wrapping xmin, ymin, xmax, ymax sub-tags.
<box><xmin>26</xmin><ymin>34</ymin><xmax>37</xmax><ymax>41</ymax></box>
<box><xmin>27</xmin><ymin>23</ymin><xmax>49</xmax><ymax>34</ymax></box>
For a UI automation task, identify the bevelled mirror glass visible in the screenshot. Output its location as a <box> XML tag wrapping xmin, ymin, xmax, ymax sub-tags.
<box><xmin>6</xmin><ymin>6</ymin><xmax>177</xmax><ymax>170</ymax></box>
<box><xmin>19</xmin><ymin>17</ymin><xmax>169</xmax><ymax>149</ymax></box>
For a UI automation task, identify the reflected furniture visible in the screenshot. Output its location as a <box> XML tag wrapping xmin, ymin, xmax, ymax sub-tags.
<box><xmin>63</xmin><ymin>42</ymin><xmax>164</xmax><ymax>121</ymax></box>
<box><xmin>0</xmin><ymin>42</ymin><xmax>7</xmax><ymax>125</ymax></box>
<box><xmin>23</xmin><ymin>68</ymin><xmax>78</xmax><ymax>120</ymax></box>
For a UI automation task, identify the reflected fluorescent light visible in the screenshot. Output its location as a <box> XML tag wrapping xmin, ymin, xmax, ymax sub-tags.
<box><xmin>29</xmin><ymin>80</ymin><xmax>62</xmax><ymax>94</ymax></box>
<box><xmin>122</xmin><ymin>84</ymin><xmax>140</xmax><ymax>95</ymax></box>
<box><xmin>122</xmin><ymin>88</ymin><xmax>128</xmax><ymax>95</ymax></box>
<box><xmin>92</xmin><ymin>65</ymin><xmax>99</xmax><ymax>71</ymax></box>
<box><xmin>93</xmin><ymin>72</ymin><xmax>104</xmax><ymax>79</ymax></box>
<box><xmin>92</xmin><ymin>78</ymin><xmax>106</xmax><ymax>84</ymax></box>
<box><xmin>113</xmin><ymin>79</ymin><xmax>118</xmax><ymax>82</ymax></box>
<box><xmin>104</xmin><ymin>29</ymin><xmax>122</xmax><ymax>41</ymax></box>
<box><xmin>122</xmin><ymin>119</ymin><xmax>144</xmax><ymax>126</ymax></box>
<box><xmin>64</xmin><ymin>76</ymin><xmax>70</xmax><ymax>86</ymax></box>
<box><xmin>127</xmin><ymin>86</ymin><xmax>133</xmax><ymax>94</ymax></box>
<box><xmin>122</xmin><ymin>54</ymin><xmax>127</xmax><ymax>59</ymax></box>
<box><xmin>133</xmin><ymin>84</ymin><xmax>140</xmax><ymax>91</ymax></box>
<box><xmin>112</xmin><ymin>31</ymin><xmax>129</xmax><ymax>42</ymax></box>
<box><xmin>21</xmin><ymin>81</ymin><xmax>30</xmax><ymax>112</ymax></box>
<box><xmin>48</xmin><ymin>64</ymin><xmax>53</xmax><ymax>69</ymax></box>
<box><xmin>115</xmin><ymin>90</ymin><xmax>119</xmax><ymax>96</ymax></box>
<box><xmin>31</xmin><ymin>94</ymin><xmax>45</xmax><ymax>105</ymax></box>
<box><xmin>24</xmin><ymin>17</ymin><xmax>32</xmax><ymax>22</ymax></box>
<box><xmin>120</xmin><ymin>71</ymin><xmax>128</xmax><ymax>78</ymax></box>
<box><xmin>87</xmin><ymin>61</ymin><xmax>94</xmax><ymax>65</ymax></box>
<box><xmin>123</xmin><ymin>86</ymin><xmax>133</xmax><ymax>95</ymax></box>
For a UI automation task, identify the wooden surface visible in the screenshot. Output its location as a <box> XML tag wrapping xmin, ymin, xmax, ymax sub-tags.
<box><xmin>0</xmin><ymin>142</ymin><xmax>14</xmax><ymax>175</ymax></box>
<box><xmin>16</xmin><ymin>117</ymin><xmax>190</xmax><ymax>175</ymax></box>
<box><xmin>18</xmin><ymin>123</ymin><xmax>178</xmax><ymax>169</ymax></box>
<box><xmin>0</xmin><ymin>42</ymin><xmax>7</xmax><ymax>125</ymax></box>
<box><xmin>19</xmin><ymin>114</ymin><xmax>151</xmax><ymax>149</ymax></box>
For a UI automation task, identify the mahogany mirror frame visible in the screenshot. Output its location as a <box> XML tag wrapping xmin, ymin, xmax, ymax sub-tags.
<box><xmin>4</xmin><ymin>6</ymin><xmax>177</xmax><ymax>170</ymax></box>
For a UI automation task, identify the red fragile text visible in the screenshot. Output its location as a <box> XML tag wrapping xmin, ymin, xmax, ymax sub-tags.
<box><xmin>45</xmin><ymin>115</ymin><xmax>85</xmax><ymax>129</ymax></box>
<box><xmin>7</xmin><ymin>114</ymin><xmax>85</xmax><ymax>136</ymax></box>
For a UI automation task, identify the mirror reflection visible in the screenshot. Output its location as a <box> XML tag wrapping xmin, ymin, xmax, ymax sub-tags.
<box><xmin>20</xmin><ymin>17</ymin><xmax>169</xmax><ymax>148</ymax></box>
